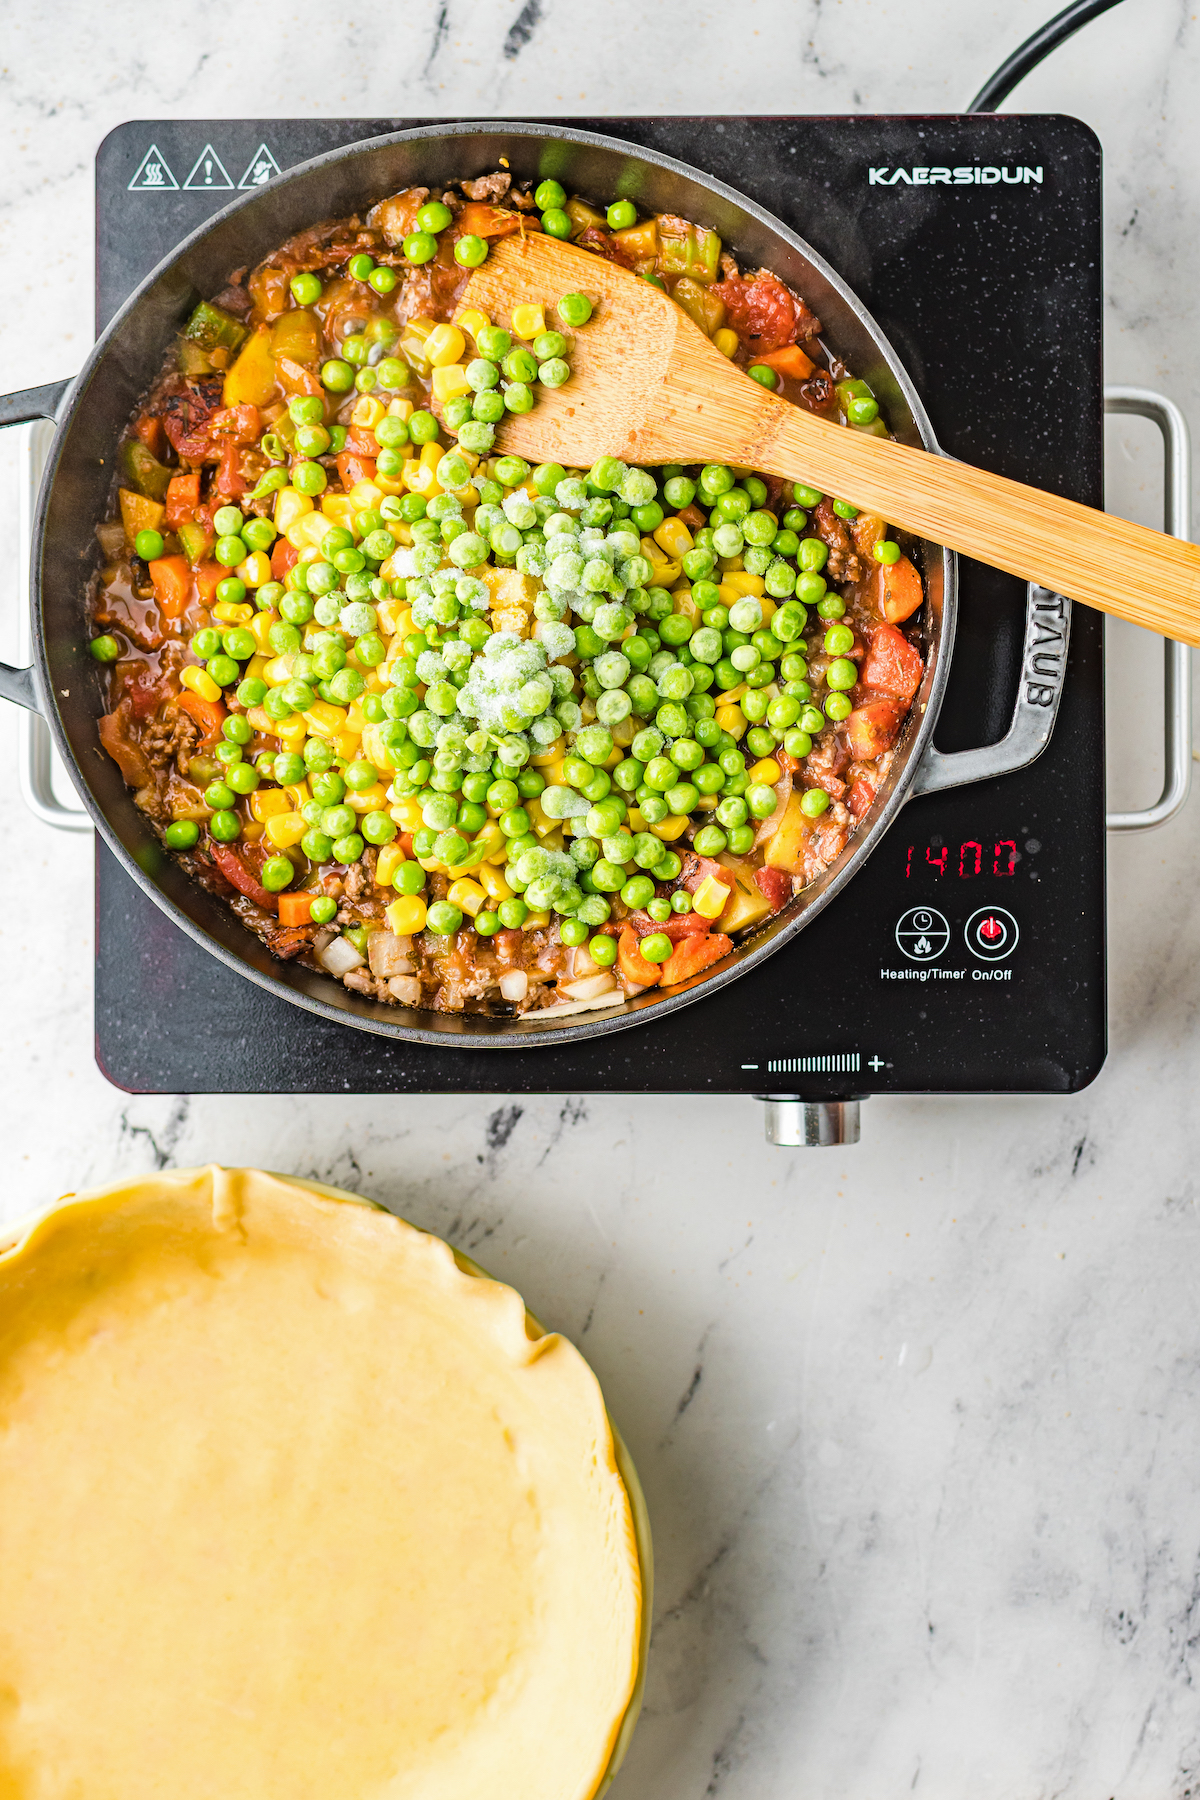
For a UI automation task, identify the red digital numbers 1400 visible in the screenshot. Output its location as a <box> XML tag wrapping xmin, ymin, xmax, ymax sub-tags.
<box><xmin>905</xmin><ymin>840</ymin><xmax>1017</xmax><ymax>878</ymax></box>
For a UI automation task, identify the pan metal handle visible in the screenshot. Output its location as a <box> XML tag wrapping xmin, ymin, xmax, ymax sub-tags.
<box><xmin>1104</xmin><ymin>387</ymin><xmax>1192</xmax><ymax>832</ymax></box>
<box><xmin>0</xmin><ymin>379</ymin><xmax>73</xmax><ymax>715</ymax></box>
<box><xmin>16</xmin><ymin>419</ymin><xmax>92</xmax><ymax>831</ymax></box>
<box><xmin>911</xmin><ymin>579</ymin><xmax>1071</xmax><ymax>797</ymax></box>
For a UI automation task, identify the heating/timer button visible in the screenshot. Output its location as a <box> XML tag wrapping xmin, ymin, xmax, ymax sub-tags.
<box><xmin>895</xmin><ymin>907</ymin><xmax>950</xmax><ymax>962</ymax></box>
<box><xmin>965</xmin><ymin>906</ymin><xmax>1019</xmax><ymax>961</ymax></box>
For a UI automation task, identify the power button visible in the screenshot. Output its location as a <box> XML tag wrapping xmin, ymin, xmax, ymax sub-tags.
<box><xmin>965</xmin><ymin>907</ymin><xmax>1019</xmax><ymax>961</ymax></box>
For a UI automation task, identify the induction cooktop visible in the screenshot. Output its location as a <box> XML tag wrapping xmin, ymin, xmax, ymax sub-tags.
<box><xmin>91</xmin><ymin>115</ymin><xmax>1106</xmax><ymax>1100</ymax></box>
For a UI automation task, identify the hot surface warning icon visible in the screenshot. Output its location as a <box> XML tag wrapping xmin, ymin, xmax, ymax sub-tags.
<box><xmin>239</xmin><ymin>144</ymin><xmax>283</xmax><ymax>189</ymax></box>
<box><xmin>128</xmin><ymin>144</ymin><xmax>179</xmax><ymax>192</ymax></box>
<box><xmin>183</xmin><ymin>145</ymin><xmax>233</xmax><ymax>190</ymax></box>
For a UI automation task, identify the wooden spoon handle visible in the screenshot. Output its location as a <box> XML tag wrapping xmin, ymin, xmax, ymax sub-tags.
<box><xmin>753</xmin><ymin>401</ymin><xmax>1200</xmax><ymax>646</ymax></box>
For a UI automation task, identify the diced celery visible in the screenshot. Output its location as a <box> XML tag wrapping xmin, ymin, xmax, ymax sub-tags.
<box><xmin>182</xmin><ymin>299</ymin><xmax>248</xmax><ymax>354</ymax></box>
<box><xmin>119</xmin><ymin>438</ymin><xmax>172</xmax><ymax>501</ymax></box>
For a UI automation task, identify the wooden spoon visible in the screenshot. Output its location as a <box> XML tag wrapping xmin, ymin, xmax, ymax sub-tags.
<box><xmin>465</xmin><ymin>233</ymin><xmax>1200</xmax><ymax>646</ymax></box>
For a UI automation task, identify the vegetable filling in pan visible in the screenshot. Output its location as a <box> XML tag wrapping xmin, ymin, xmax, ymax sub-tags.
<box><xmin>90</xmin><ymin>169</ymin><xmax>926</xmax><ymax>1019</ymax></box>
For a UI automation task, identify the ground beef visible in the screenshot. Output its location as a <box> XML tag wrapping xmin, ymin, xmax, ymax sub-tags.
<box><xmin>811</xmin><ymin>498</ymin><xmax>862</xmax><ymax>583</ymax></box>
<box><xmin>142</xmin><ymin>704</ymin><xmax>199</xmax><ymax>771</ymax></box>
<box><xmin>461</xmin><ymin>171</ymin><xmax>511</xmax><ymax>202</ymax></box>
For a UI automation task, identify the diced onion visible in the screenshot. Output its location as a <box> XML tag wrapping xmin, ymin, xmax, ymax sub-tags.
<box><xmin>368</xmin><ymin>930</ymin><xmax>416</xmax><ymax>978</ymax></box>
<box><xmin>319</xmin><ymin>936</ymin><xmax>365</xmax><ymax>976</ymax></box>
<box><xmin>499</xmin><ymin>970</ymin><xmax>529</xmax><ymax>1003</ymax></box>
<box><xmin>561</xmin><ymin>974</ymin><xmax>619</xmax><ymax>1002</ymax></box>
<box><xmin>387</xmin><ymin>975</ymin><xmax>422</xmax><ymax>1004</ymax></box>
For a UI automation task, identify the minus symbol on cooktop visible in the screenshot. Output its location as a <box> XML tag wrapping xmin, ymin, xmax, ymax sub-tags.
<box><xmin>741</xmin><ymin>1063</ymin><xmax>759</xmax><ymax>1069</ymax></box>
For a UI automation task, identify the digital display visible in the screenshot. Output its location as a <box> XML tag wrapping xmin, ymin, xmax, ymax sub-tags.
<box><xmin>905</xmin><ymin>839</ymin><xmax>1018</xmax><ymax>878</ymax></box>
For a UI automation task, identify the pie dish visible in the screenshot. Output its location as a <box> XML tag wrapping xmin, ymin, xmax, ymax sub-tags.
<box><xmin>0</xmin><ymin>1166</ymin><xmax>648</xmax><ymax>1797</ymax></box>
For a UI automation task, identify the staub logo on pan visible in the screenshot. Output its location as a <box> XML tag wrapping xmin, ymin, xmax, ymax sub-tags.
<box><xmin>1024</xmin><ymin>589</ymin><xmax>1069</xmax><ymax>709</ymax></box>
<box><xmin>869</xmin><ymin>166</ymin><xmax>1044</xmax><ymax>186</ymax></box>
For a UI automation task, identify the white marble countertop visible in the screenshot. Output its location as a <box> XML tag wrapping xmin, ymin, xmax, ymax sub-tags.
<box><xmin>3</xmin><ymin>2</ymin><xmax>1200</xmax><ymax>1793</ymax></box>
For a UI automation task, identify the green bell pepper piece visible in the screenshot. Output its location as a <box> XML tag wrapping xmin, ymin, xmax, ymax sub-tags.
<box><xmin>182</xmin><ymin>299</ymin><xmax>248</xmax><ymax>354</ymax></box>
<box><xmin>120</xmin><ymin>437</ymin><xmax>172</xmax><ymax>501</ymax></box>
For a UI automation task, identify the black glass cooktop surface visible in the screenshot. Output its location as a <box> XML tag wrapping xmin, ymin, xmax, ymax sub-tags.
<box><xmin>94</xmin><ymin>114</ymin><xmax>1105</xmax><ymax>1096</ymax></box>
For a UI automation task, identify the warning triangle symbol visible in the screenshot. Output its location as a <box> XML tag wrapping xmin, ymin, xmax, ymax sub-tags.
<box><xmin>238</xmin><ymin>143</ymin><xmax>283</xmax><ymax>189</ymax></box>
<box><xmin>128</xmin><ymin>143</ymin><xmax>179</xmax><ymax>192</ymax></box>
<box><xmin>183</xmin><ymin>144</ymin><xmax>234</xmax><ymax>191</ymax></box>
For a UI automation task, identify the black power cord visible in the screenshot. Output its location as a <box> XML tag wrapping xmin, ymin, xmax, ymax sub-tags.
<box><xmin>966</xmin><ymin>0</ymin><xmax>1128</xmax><ymax>112</ymax></box>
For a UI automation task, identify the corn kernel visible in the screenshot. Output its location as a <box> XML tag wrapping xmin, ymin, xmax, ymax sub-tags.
<box><xmin>320</xmin><ymin>493</ymin><xmax>357</xmax><ymax>528</ymax></box>
<box><xmin>693</xmin><ymin>874</ymin><xmax>732</xmax><ymax>920</ymax></box>
<box><xmin>209</xmin><ymin>601</ymin><xmax>251</xmax><ymax>625</ymax></box>
<box><xmin>447</xmin><ymin>877</ymin><xmax>487</xmax><ymax>916</ymax></box>
<box><xmin>276</xmin><ymin>715</ymin><xmax>308</xmax><ymax>750</ymax></box>
<box><xmin>347</xmin><ymin>479</ymin><xmax>385</xmax><ymax>511</ymax></box>
<box><xmin>650</xmin><ymin>813</ymin><xmax>690</xmax><ymax>842</ymax></box>
<box><xmin>454</xmin><ymin>306</ymin><xmax>490</xmax><ymax>341</ymax></box>
<box><xmin>180</xmin><ymin>665</ymin><xmax>221</xmax><ymax>703</ymax></box>
<box><xmin>723</xmin><ymin>570</ymin><xmax>766</xmax><ymax>598</ymax></box>
<box><xmin>249</xmin><ymin>611</ymin><xmax>277</xmax><ymax>653</ymax></box>
<box><xmin>715</xmin><ymin>682</ymin><xmax>748</xmax><ymax>705</ymax></box>
<box><xmin>245</xmin><ymin>706</ymin><xmax>273</xmax><ymax>734</ymax></box>
<box><xmin>345</xmin><ymin>784</ymin><xmax>389</xmax><ymax>813</ymax></box>
<box><xmin>386</xmin><ymin>895</ymin><xmax>428</xmax><ymax>935</ymax></box>
<box><xmin>389</xmin><ymin>795</ymin><xmax>426</xmax><ymax>831</ymax></box>
<box><xmin>713</xmin><ymin>327</ymin><xmax>740</xmax><ymax>359</ymax></box>
<box><xmin>284</xmin><ymin>780</ymin><xmax>311</xmax><ymax>809</ymax></box>
<box><xmin>234</xmin><ymin>552</ymin><xmax>269</xmax><ymax>589</ymax></box>
<box><xmin>529</xmin><ymin>738</ymin><xmax>565</xmax><ymax>766</ymax></box>
<box><xmin>374</xmin><ymin>843</ymin><xmax>406</xmax><ymax>889</ymax></box>
<box><xmin>431</xmin><ymin>363</ymin><xmax>472</xmax><ymax>402</ymax></box>
<box><xmin>750</xmin><ymin>758</ymin><xmax>782</xmax><ymax>785</ymax></box>
<box><xmin>478</xmin><ymin>863</ymin><xmax>513</xmax><ymax>903</ymax></box>
<box><xmin>655</xmin><ymin>516</ymin><xmax>694</xmax><ymax>558</ymax></box>
<box><xmin>263</xmin><ymin>654</ymin><xmax>294</xmax><ymax>686</ymax></box>
<box><xmin>472</xmin><ymin>824</ymin><xmax>507</xmax><ymax>864</ymax></box>
<box><xmin>351</xmin><ymin>394</ymin><xmax>387</xmax><ymax>429</ymax></box>
<box><xmin>250</xmin><ymin>788</ymin><xmax>293</xmax><ymax>823</ymax></box>
<box><xmin>241</xmin><ymin>821</ymin><xmax>265</xmax><ymax>844</ymax></box>
<box><xmin>386</xmin><ymin>397</ymin><xmax>414</xmax><ymax>421</ymax></box>
<box><xmin>425</xmin><ymin>324</ymin><xmax>467</xmax><ymax>368</ymax></box>
<box><xmin>274</xmin><ymin>488</ymin><xmax>313</xmax><ymax>532</ymax></box>
<box><xmin>523</xmin><ymin>910</ymin><xmax>551</xmax><ymax>929</ymax></box>
<box><xmin>265</xmin><ymin>811</ymin><xmax>307</xmax><ymax>848</ymax></box>
<box><xmin>334</xmin><ymin>729</ymin><xmax>361</xmax><ymax>761</ymax></box>
<box><xmin>403</xmin><ymin>461</ymin><xmax>435</xmax><ymax>497</ymax></box>
<box><xmin>626</xmin><ymin>807</ymin><xmax>647</xmax><ymax>833</ymax></box>
<box><xmin>715</xmin><ymin>704</ymin><xmax>747</xmax><ymax>739</ymax></box>
<box><xmin>302</xmin><ymin>701</ymin><xmax>349</xmax><ymax>738</ymax></box>
<box><xmin>511</xmin><ymin>303</ymin><xmax>545</xmax><ymax>340</ymax></box>
<box><xmin>406</xmin><ymin>316</ymin><xmax>436</xmax><ymax>342</ymax></box>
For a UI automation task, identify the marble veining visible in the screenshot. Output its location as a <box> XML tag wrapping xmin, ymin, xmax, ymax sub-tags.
<box><xmin>3</xmin><ymin>3</ymin><xmax>1200</xmax><ymax>1795</ymax></box>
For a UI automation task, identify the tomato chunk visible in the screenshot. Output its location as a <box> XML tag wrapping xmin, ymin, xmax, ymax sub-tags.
<box><xmin>271</xmin><ymin>537</ymin><xmax>298</xmax><ymax>580</ymax></box>
<box><xmin>659</xmin><ymin>932</ymin><xmax>733</xmax><ymax>987</ymax></box>
<box><xmin>873</xmin><ymin>553</ymin><xmax>923</xmax><ymax>624</ymax></box>
<box><xmin>847</xmin><ymin>777</ymin><xmax>876</xmax><ymax>820</ymax></box>
<box><xmin>457</xmin><ymin>202</ymin><xmax>526</xmax><ymax>239</ymax></box>
<box><xmin>753</xmin><ymin>866</ymin><xmax>792</xmax><ymax>911</ymax></box>
<box><xmin>845</xmin><ymin>699</ymin><xmax>907</xmax><ymax>761</ymax></box>
<box><xmin>178</xmin><ymin>688</ymin><xmax>227</xmax><ymax>743</ymax></box>
<box><xmin>711</xmin><ymin>272</ymin><xmax>801</xmax><ymax>353</ymax></box>
<box><xmin>209</xmin><ymin>843</ymin><xmax>277</xmax><ymax>911</ymax></box>
<box><xmin>337</xmin><ymin>451</ymin><xmax>377</xmax><ymax>489</ymax></box>
<box><xmin>859</xmin><ymin>622</ymin><xmax>924</xmax><ymax>704</ymax></box>
<box><xmin>626</xmin><ymin>910</ymin><xmax>710</xmax><ymax>941</ymax></box>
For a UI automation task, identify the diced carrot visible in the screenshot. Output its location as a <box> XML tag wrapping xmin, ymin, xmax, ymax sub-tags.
<box><xmin>196</xmin><ymin>561</ymin><xmax>225</xmax><ymax>605</ymax></box>
<box><xmin>750</xmin><ymin>343</ymin><xmax>815</xmax><ymax>380</ymax></box>
<box><xmin>164</xmin><ymin>471</ymin><xmax>201</xmax><ymax>528</ymax></box>
<box><xmin>270</xmin><ymin>537</ymin><xmax>298</xmax><ymax>580</ymax></box>
<box><xmin>148</xmin><ymin>554</ymin><xmax>191</xmax><ymax>619</ymax></box>
<box><xmin>343</xmin><ymin>427</ymin><xmax>380</xmax><ymax>457</ymax></box>
<box><xmin>133</xmin><ymin>414</ymin><xmax>166</xmax><ymax>457</ymax></box>
<box><xmin>277</xmin><ymin>892</ymin><xmax>315</xmax><ymax>926</ymax></box>
<box><xmin>874</xmin><ymin>553</ymin><xmax>923</xmax><ymax>624</ymax></box>
<box><xmin>457</xmin><ymin>202</ymin><xmax>526</xmax><ymax>239</ymax></box>
<box><xmin>178</xmin><ymin>688</ymin><xmax>227</xmax><ymax>743</ymax></box>
<box><xmin>659</xmin><ymin>932</ymin><xmax>733</xmax><ymax>987</ymax></box>
<box><xmin>337</xmin><ymin>451</ymin><xmax>377</xmax><ymax>489</ymax></box>
<box><xmin>618</xmin><ymin>926</ymin><xmax>661</xmax><ymax>987</ymax></box>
